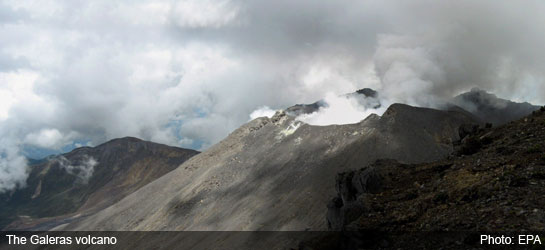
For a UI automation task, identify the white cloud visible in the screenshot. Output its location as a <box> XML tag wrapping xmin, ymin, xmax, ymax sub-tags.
<box><xmin>172</xmin><ymin>0</ymin><xmax>239</xmax><ymax>28</ymax></box>
<box><xmin>23</xmin><ymin>128</ymin><xmax>75</xmax><ymax>150</ymax></box>
<box><xmin>0</xmin><ymin>70</ymin><xmax>41</xmax><ymax>121</ymax></box>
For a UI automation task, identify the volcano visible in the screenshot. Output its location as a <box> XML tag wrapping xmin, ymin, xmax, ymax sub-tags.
<box><xmin>62</xmin><ymin>103</ymin><xmax>479</xmax><ymax>231</ymax></box>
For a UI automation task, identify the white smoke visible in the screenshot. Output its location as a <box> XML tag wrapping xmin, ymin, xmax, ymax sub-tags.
<box><xmin>55</xmin><ymin>155</ymin><xmax>98</xmax><ymax>184</ymax></box>
<box><xmin>373</xmin><ymin>34</ymin><xmax>447</xmax><ymax>108</ymax></box>
<box><xmin>249</xmin><ymin>106</ymin><xmax>277</xmax><ymax>120</ymax></box>
<box><xmin>295</xmin><ymin>93</ymin><xmax>388</xmax><ymax>126</ymax></box>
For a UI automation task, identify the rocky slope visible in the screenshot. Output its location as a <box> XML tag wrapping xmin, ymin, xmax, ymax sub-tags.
<box><xmin>0</xmin><ymin>137</ymin><xmax>198</xmax><ymax>230</ymax></box>
<box><xmin>61</xmin><ymin>103</ymin><xmax>478</xmax><ymax>231</ymax></box>
<box><xmin>309</xmin><ymin>106</ymin><xmax>545</xmax><ymax>249</ymax></box>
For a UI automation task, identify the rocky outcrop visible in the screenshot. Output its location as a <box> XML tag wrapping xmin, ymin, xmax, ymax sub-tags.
<box><xmin>314</xmin><ymin>106</ymin><xmax>545</xmax><ymax>249</ymax></box>
<box><xmin>327</xmin><ymin>163</ymin><xmax>388</xmax><ymax>230</ymax></box>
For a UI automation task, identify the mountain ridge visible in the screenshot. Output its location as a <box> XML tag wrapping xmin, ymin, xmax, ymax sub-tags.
<box><xmin>1</xmin><ymin>137</ymin><xmax>199</xmax><ymax>230</ymax></box>
<box><xmin>61</xmin><ymin>102</ymin><xmax>479</xmax><ymax>231</ymax></box>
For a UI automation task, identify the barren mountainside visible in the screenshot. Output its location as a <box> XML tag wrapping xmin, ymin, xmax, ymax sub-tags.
<box><xmin>0</xmin><ymin>137</ymin><xmax>198</xmax><ymax>230</ymax></box>
<box><xmin>62</xmin><ymin>103</ymin><xmax>479</xmax><ymax>231</ymax></box>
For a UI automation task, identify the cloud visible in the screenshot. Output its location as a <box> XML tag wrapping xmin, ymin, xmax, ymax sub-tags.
<box><xmin>1</xmin><ymin>0</ymin><xmax>545</xmax><ymax>191</ymax></box>
<box><xmin>23</xmin><ymin>128</ymin><xmax>76</xmax><ymax>149</ymax></box>
<box><xmin>172</xmin><ymin>0</ymin><xmax>239</xmax><ymax>28</ymax></box>
<box><xmin>55</xmin><ymin>155</ymin><xmax>98</xmax><ymax>184</ymax></box>
<box><xmin>0</xmin><ymin>138</ymin><xmax>28</xmax><ymax>193</ymax></box>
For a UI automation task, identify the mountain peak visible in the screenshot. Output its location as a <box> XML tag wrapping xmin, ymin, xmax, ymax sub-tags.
<box><xmin>108</xmin><ymin>136</ymin><xmax>143</xmax><ymax>142</ymax></box>
<box><xmin>452</xmin><ymin>88</ymin><xmax>540</xmax><ymax>125</ymax></box>
<box><xmin>98</xmin><ymin>136</ymin><xmax>144</xmax><ymax>147</ymax></box>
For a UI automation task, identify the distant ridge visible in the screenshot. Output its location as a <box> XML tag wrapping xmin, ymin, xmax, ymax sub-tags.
<box><xmin>1</xmin><ymin>137</ymin><xmax>198</xmax><ymax>230</ymax></box>
<box><xmin>451</xmin><ymin>88</ymin><xmax>540</xmax><ymax>125</ymax></box>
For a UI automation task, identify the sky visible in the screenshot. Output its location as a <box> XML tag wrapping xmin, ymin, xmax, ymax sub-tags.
<box><xmin>1</xmin><ymin>0</ymin><xmax>545</xmax><ymax>192</ymax></box>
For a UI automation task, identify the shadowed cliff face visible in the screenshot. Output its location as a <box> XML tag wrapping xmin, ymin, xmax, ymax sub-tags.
<box><xmin>62</xmin><ymin>103</ymin><xmax>478</xmax><ymax>231</ymax></box>
<box><xmin>0</xmin><ymin>137</ymin><xmax>198</xmax><ymax>230</ymax></box>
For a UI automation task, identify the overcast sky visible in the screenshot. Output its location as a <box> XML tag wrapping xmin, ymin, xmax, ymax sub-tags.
<box><xmin>1</xmin><ymin>0</ymin><xmax>545</xmax><ymax>191</ymax></box>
